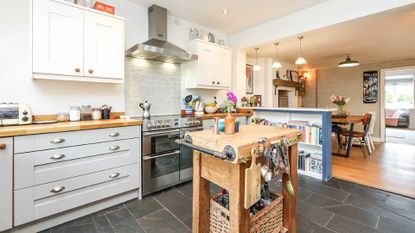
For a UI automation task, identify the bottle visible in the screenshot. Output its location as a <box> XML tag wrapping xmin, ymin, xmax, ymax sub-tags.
<box><xmin>224</xmin><ymin>112</ymin><xmax>235</xmax><ymax>135</ymax></box>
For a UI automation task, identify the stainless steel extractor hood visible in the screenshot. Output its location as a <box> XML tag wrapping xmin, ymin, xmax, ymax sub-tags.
<box><xmin>125</xmin><ymin>5</ymin><xmax>198</xmax><ymax>64</ymax></box>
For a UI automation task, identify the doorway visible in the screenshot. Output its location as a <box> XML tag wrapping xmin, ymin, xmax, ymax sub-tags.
<box><xmin>381</xmin><ymin>67</ymin><xmax>415</xmax><ymax>145</ymax></box>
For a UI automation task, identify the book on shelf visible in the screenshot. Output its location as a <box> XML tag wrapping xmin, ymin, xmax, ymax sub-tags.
<box><xmin>298</xmin><ymin>151</ymin><xmax>323</xmax><ymax>175</ymax></box>
<box><xmin>288</xmin><ymin>121</ymin><xmax>322</xmax><ymax>146</ymax></box>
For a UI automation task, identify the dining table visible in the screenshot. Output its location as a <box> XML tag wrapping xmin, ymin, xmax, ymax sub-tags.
<box><xmin>332</xmin><ymin>115</ymin><xmax>364</xmax><ymax>158</ymax></box>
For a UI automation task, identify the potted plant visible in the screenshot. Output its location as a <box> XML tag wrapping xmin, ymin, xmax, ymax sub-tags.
<box><xmin>224</xmin><ymin>91</ymin><xmax>237</xmax><ymax>134</ymax></box>
<box><xmin>329</xmin><ymin>94</ymin><xmax>350</xmax><ymax>118</ymax></box>
<box><xmin>241</xmin><ymin>96</ymin><xmax>248</xmax><ymax>107</ymax></box>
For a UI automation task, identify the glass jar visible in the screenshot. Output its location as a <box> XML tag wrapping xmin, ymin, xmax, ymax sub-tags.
<box><xmin>57</xmin><ymin>112</ymin><xmax>69</xmax><ymax>122</ymax></box>
<box><xmin>69</xmin><ymin>106</ymin><xmax>81</xmax><ymax>122</ymax></box>
<box><xmin>81</xmin><ymin>105</ymin><xmax>93</xmax><ymax>121</ymax></box>
<box><xmin>92</xmin><ymin>108</ymin><xmax>102</xmax><ymax>120</ymax></box>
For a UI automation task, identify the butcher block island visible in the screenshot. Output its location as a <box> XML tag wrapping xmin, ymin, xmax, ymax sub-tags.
<box><xmin>181</xmin><ymin>124</ymin><xmax>301</xmax><ymax>233</ymax></box>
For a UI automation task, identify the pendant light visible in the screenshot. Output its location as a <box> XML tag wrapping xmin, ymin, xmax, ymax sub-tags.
<box><xmin>338</xmin><ymin>54</ymin><xmax>360</xmax><ymax>67</ymax></box>
<box><xmin>253</xmin><ymin>47</ymin><xmax>261</xmax><ymax>71</ymax></box>
<box><xmin>272</xmin><ymin>42</ymin><xmax>282</xmax><ymax>69</ymax></box>
<box><xmin>295</xmin><ymin>36</ymin><xmax>307</xmax><ymax>65</ymax></box>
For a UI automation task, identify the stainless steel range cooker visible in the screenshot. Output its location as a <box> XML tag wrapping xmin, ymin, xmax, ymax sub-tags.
<box><xmin>140</xmin><ymin>115</ymin><xmax>203</xmax><ymax>195</ymax></box>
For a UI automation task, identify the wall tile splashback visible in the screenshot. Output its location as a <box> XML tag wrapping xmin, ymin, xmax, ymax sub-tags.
<box><xmin>125</xmin><ymin>58</ymin><xmax>181</xmax><ymax>117</ymax></box>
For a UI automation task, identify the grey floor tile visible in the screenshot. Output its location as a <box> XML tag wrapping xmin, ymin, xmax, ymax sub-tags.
<box><xmin>210</xmin><ymin>182</ymin><xmax>222</xmax><ymax>195</ymax></box>
<box><xmin>50</xmin><ymin>215</ymin><xmax>97</xmax><ymax>233</ymax></box>
<box><xmin>326</xmin><ymin>215</ymin><xmax>375</xmax><ymax>233</ymax></box>
<box><xmin>306</xmin><ymin>193</ymin><xmax>343</xmax><ymax>208</ymax></box>
<box><xmin>382</xmin><ymin>196</ymin><xmax>415</xmax><ymax>221</ymax></box>
<box><xmin>125</xmin><ymin>196</ymin><xmax>163</xmax><ymax>219</ymax></box>
<box><xmin>344</xmin><ymin>194</ymin><xmax>375</xmax><ymax>211</ymax></box>
<box><xmin>370</xmin><ymin>205</ymin><xmax>415</xmax><ymax>227</ymax></box>
<box><xmin>37</xmin><ymin>230</ymin><xmax>51</xmax><ymax>233</ymax></box>
<box><xmin>325</xmin><ymin>204</ymin><xmax>379</xmax><ymax>228</ymax></box>
<box><xmin>92</xmin><ymin>215</ymin><xmax>115</xmax><ymax>233</ymax></box>
<box><xmin>92</xmin><ymin>204</ymin><xmax>125</xmax><ymax>217</ymax></box>
<box><xmin>175</xmin><ymin>181</ymin><xmax>193</xmax><ymax>198</ymax></box>
<box><xmin>329</xmin><ymin>178</ymin><xmax>358</xmax><ymax>194</ymax></box>
<box><xmin>137</xmin><ymin>209</ymin><xmax>191</xmax><ymax>233</ymax></box>
<box><xmin>105</xmin><ymin>208</ymin><xmax>145</xmax><ymax>233</ymax></box>
<box><xmin>183</xmin><ymin>217</ymin><xmax>192</xmax><ymax>229</ymax></box>
<box><xmin>377</xmin><ymin>216</ymin><xmax>415</xmax><ymax>233</ymax></box>
<box><xmin>154</xmin><ymin>188</ymin><xmax>192</xmax><ymax>222</ymax></box>
<box><xmin>298</xmin><ymin>187</ymin><xmax>313</xmax><ymax>201</ymax></box>
<box><xmin>298</xmin><ymin>176</ymin><xmax>348</xmax><ymax>201</ymax></box>
<box><xmin>297</xmin><ymin>215</ymin><xmax>336</xmax><ymax>233</ymax></box>
<box><xmin>298</xmin><ymin>200</ymin><xmax>334</xmax><ymax>226</ymax></box>
<box><xmin>355</xmin><ymin>185</ymin><xmax>388</xmax><ymax>203</ymax></box>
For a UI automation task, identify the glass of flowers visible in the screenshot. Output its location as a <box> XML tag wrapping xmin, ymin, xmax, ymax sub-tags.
<box><xmin>223</xmin><ymin>91</ymin><xmax>237</xmax><ymax>134</ymax></box>
<box><xmin>329</xmin><ymin>94</ymin><xmax>350</xmax><ymax>118</ymax></box>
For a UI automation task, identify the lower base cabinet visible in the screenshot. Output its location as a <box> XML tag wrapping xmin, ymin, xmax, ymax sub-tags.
<box><xmin>0</xmin><ymin>138</ymin><xmax>13</xmax><ymax>232</ymax></box>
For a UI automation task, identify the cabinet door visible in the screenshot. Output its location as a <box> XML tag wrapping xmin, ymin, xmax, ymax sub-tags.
<box><xmin>84</xmin><ymin>11</ymin><xmax>125</xmax><ymax>80</ymax></box>
<box><xmin>197</xmin><ymin>46</ymin><xmax>216</xmax><ymax>86</ymax></box>
<box><xmin>33</xmin><ymin>0</ymin><xmax>84</xmax><ymax>76</ymax></box>
<box><xmin>0</xmin><ymin>138</ymin><xmax>12</xmax><ymax>231</ymax></box>
<box><xmin>217</xmin><ymin>48</ymin><xmax>232</xmax><ymax>88</ymax></box>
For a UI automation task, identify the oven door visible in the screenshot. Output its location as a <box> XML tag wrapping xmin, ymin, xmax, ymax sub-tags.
<box><xmin>143</xmin><ymin>129</ymin><xmax>180</xmax><ymax>156</ymax></box>
<box><xmin>180</xmin><ymin>126</ymin><xmax>204</xmax><ymax>182</ymax></box>
<box><xmin>143</xmin><ymin>150</ymin><xmax>180</xmax><ymax>195</ymax></box>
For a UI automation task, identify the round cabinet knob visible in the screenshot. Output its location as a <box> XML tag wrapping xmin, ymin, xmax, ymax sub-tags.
<box><xmin>75</xmin><ymin>68</ymin><xmax>80</xmax><ymax>73</ymax></box>
<box><xmin>217</xmin><ymin>82</ymin><xmax>220</xmax><ymax>85</ymax></box>
<box><xmin>23</xmin><ymin>111</ymin><xmax>28</xmax><ymax>115</ymax></box>
<box><xmin>88</xmin><ymin>69</ymin><xmax>94</xmax><ymax>74</ymax></box>
<box><xmin>212</xmin><ymin>81</ymin><xmax>215</xmax><ymax>84</ymax></box>
<box><xmin>21</xmin><ymin>116</ymin><xmax>29</xmax><ymax>122</ymax></box>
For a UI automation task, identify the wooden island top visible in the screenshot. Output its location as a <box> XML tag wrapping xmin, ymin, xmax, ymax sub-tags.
<box><xmin>187</xmin><ymin>124</ymin><xmax>301</xmax><ymax>163</ymax></box>
<box><xmin>0</xmin><ymin>119</ymin><xmax>143</xmax><ymax>137</ymax></box>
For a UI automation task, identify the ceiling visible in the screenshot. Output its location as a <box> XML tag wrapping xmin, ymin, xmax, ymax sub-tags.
<box><xmin>127</xmin><ymin>0</ymin><xmax>328</xmax><ymax>33</ymax></box>
<box><xmin>246</xmin><ymin>4</ymin><xmax>415</xmax><ymax>69</ymax></box>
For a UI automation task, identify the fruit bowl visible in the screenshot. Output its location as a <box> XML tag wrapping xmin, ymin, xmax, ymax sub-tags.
<box><xmin>204</xmin><ymin>106</ymin><xmax>218</xmax><ymax>114</ymax></box>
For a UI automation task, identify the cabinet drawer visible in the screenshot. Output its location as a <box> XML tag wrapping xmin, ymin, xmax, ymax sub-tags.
<box><xmin>14</xmin><ymin>126</ymin><xmax>140</xmax><ymax>153</ymax></box>
<box><xmin>0</xmin><ymin>138</ymin><xmax>12</xmax><ymax>232</ymax></box>
<box><xmin>14</xmin><ymin>163</ymin><xmax>140</xmax><ymax>226</ymax></box>
<box><xmin>15</xmin><ymin>138</ymin><xmax>140</xmax><ymax>190</ymax></box>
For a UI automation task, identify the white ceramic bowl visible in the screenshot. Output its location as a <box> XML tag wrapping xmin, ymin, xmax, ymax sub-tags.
<box><xmin>204</xmin><ymin>106</ymin><xmax>218</xmax><ymax>114</ymax></box>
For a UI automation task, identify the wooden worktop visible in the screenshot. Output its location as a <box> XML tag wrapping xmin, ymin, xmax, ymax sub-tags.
<box><xmin>187</xmin><ymin>124</ymin><xmax>301</xmax><ymax>163</ymax></box>
<box><xmin>181</xmin><ymin>109</ymin><xmax>253</xmax><ymax>120</ymax></box>
<box><xmin>0</xmin><ymin>119</ymin><xmax>143</xmax><ymax>137</ymax></box>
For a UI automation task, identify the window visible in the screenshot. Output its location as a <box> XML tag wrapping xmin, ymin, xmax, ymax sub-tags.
<box><xmin>385</xmin><ymin>74</ymin><xmax>414</xmax><ymax>109</ymax></box>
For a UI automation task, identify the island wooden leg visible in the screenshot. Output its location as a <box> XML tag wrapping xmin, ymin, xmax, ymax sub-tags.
<box><xmin>229</xmin><ymin>163</ymin><xmax>250</xmax><ymax>233</ymax></box>
<box><xmin>283</xmin><ymin>144</ymin><xmax>298</xmax><ymax>233</ymax></box>
<box><xmin>192</xmin><ymin>152</ymin><xmax>210</xmax><ymax>233</ymax></box>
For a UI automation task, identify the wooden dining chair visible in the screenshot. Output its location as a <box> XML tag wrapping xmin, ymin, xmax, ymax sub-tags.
<box><xmin>340</xmin><ymin>113</ymin><xmax>372</xmax><ymax>158</ymax></box>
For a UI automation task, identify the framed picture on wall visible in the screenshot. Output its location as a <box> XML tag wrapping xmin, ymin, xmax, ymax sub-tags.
<box><xmin>363</xmin><ymin>70</ymin><xmax>378</xmax><ymax>103</ymax></box>
<box><xmin>254</xmin><ymin>95</ymin><xmax>262</xmax><ymax>107</ymax></box>
<box><xmin>290</xmin><ymin>70</ymin><xmax>299</xmax><ymax>82</ymax></box>
<box><xmin>246</xmin><ymin>64</ymin><xmax>254</xmax><ymax>94</ymax></box>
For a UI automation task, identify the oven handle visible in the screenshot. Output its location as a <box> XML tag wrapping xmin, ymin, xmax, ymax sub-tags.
<box><xmin>182</xmin><ymin>126</ymin><xmax>204</xmax><ymax>132</ymax></box>
<box><xmin>143</xmin><ymin>150</ymin><xmax>180</xmax><ymax>161</ymax></box>
<box><xmin>143</xmin><ymin>129</ymin><xmax>180</xmax><ymax>137</ymax></box>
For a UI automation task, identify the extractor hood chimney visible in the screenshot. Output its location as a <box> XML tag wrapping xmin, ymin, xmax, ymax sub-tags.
<box><xmin>125</xmin><ymin>5</ymin><xmax>198</xmax><ymax>64</ymax></box>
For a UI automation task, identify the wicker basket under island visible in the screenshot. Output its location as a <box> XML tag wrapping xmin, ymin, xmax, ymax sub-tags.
<box><xmin>179</xmin><ymin>124</ymin><xmax>301</xmax><ymax>233</ymax></box>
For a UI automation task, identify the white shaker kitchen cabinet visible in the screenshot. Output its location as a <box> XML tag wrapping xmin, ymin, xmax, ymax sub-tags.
<box><xmin>33</xmin><ymin>0</ymin><xmax>84</xmax><ymax>77</ymax></box>
<box><xmin>184</xmin><ymin>39</ymin><xmax>232</xmax><ymax>89</ymax></box>
<box><xmin>83</xmin><ymin>10</ymin><xmax>125</xmax><ymax>80</ymax></box>
<box><xmin>0</xmin><ymin>138</ymin><xmax>13</xmax><ymax>232</ymax></box>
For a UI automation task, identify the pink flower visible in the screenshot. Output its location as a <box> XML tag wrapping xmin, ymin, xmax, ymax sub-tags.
<box><xmin>227</xmin><ymin>91</ymin><xmax>237</xmax><ymax>103</ymax></box>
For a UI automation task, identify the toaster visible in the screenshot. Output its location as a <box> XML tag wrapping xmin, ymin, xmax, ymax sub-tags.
<box><xmin>0</xmin><ymin>103</ymin><xmax>32</xmax><ymax>126</ymax></box>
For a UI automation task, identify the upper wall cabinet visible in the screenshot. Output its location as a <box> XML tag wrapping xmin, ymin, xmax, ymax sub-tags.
<box><xmin>183</xmin><ymin>39</ymin><xmax>232</xmax><ymax>89</ymax></box>
<box><xmin>32</xmin><ymin>0</ymin><xmax>125</xmax><ymax>83</ymax></box>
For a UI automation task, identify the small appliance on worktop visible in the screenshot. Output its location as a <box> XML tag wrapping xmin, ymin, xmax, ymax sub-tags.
<box><xmin>137</xmin><ymin>114</ymin><xmax>203</xmax><ymax>195</ymax></box>
<box><xmin>0</xmin><ymin>102</ymin><xmax>32</xmax><ymax>126</ymax></box>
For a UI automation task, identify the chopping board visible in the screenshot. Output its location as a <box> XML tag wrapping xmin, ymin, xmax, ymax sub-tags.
<box><xmin>244</xmin><ymin>149</ymin><xmax>261</xmax><ymax>209</ymax></box>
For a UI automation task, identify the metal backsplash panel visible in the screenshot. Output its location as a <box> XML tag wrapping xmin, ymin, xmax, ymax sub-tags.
<box><xmin>125</xmin><ymin>58</ymin><xmax>181</xmax><ymax>117</ymax></box>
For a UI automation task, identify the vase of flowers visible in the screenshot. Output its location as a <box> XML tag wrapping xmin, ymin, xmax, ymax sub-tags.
<box><xmin>224</xmin><ymin>91</ymin><xmax>237</xmax><ymax>135</ymax></box>
<box><xmin>329</xmin><ymin>94</ymin><xmax>350</xmax><ymax>118</ymax></box>
<box><xmin>241</xmin><ymin>97</ymin><xmax>248</xmax><ymax>107</ymax></box>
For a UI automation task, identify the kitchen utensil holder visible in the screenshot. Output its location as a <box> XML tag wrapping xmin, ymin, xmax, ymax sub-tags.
<box><xmin>209</xmin><ymin>191</ymin><xmax>286</xmax><ymax>233</ymax></box>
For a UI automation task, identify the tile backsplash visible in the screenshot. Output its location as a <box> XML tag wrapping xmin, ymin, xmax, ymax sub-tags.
<box><xmin>125</xmin><ymin>58</ymin><xmax>181</xmax><ymax>117</ymax></box>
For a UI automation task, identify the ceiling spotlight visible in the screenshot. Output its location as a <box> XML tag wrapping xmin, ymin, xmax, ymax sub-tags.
<box><xmin>338</xmin><ymin>54</ymin><xmax>360</xmax><ymax>67</ymax></box>
<box><xmin>222</xmin><ymin>9</ymin><xmax>228</xmax><ymax>14</ymax></box>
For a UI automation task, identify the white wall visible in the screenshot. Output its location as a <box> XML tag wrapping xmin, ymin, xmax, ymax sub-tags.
<box><xmin>0</xmin><ymin>0</ymin><xmax>226</xmax><ymax>115</ymax></box>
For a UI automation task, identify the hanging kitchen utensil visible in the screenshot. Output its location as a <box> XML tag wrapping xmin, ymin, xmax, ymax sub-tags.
<box><xmin>244</xmin><ymin>147</ymin><xmax>261</xmax><ymax>209</ymax></box>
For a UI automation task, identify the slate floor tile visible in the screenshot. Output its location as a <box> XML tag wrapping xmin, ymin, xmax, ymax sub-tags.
<box><xmin>92</xmin><ymin>204</ymin><xmax>125</xmax><ymax>217</ymax></box>
<box><xmin>50</xmin><ymin>215</ymin><xmax>97</xmax><ymax>233</ymax></box>
<box><xmin>92</xmin><ymin>215</ymin><xmax>115</xmax><ymax>233</ymax></box>
<box><xmin>326</xmin><ymin>215</ymin><xmax>375</xmax><ymax>233</ymax></box>
<box><xmin>298</xmin><ymin>177</ymin><xmax>348</xmax><ymax>201</ymax></box>
<box><xmin>125</xmin><ymin>196</ymin><xmax>163</xmax><ymax>219</ymax></box>
<box><xmin>183</xmin><ymin>217</ymin><xmax>192</xmax><ymax>229</ymax></box>
<box><xmin>377</xmin><ymin>216</ymin><xmax>415</xmax><ymax>233</ymax></box>
<box><xmin>355</xmin><ymin>185</ymin><xmax>388</xmax><ymax>203</ymax></box>
<box><xmin>325</xmin><ymin>204</ymin><xmax>379</xmax><ymax>228</ymax></box>
<box><xmin>154</xmin><ymin>188</ymin><xmax>193</xmax><ymax>221</ymax></box>
<box><xmin>105</xmin><ymin>208</ymin><xmax>145</xmax><ymax>233</ymax></box>
<box><xmin>175</xmin><ymin>181</ymin><xmax>193</xmax><ymax>198</ymax></box>
<box><xmin>297</xmin><ymin>215</ymin><xmax>336</xmax><ymax>233</ymax></box>
<box><xmin>344</xmin><ymin>194</ymin><xmax>375</xmax><ymax>211</ymax></box>
<box><xmin>306</xmin><ymin>193</ymin><xmax>342</xmax><ymax>208</ymax></box>
<box><xmin>298</xmin><ymin>200</ymin><xmax>334</xmax><ymax>226</ymax></box>
<box><xmin>328</xmin><ymin>178</ymin><xmax>358</xmax><ymax>194</ymax></box>
<box><xmin>137</xmin><ymin>209</ymin><xmax>191</xmax><ymax>233</ymax></box>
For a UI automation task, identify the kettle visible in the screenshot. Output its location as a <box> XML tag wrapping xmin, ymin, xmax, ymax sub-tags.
<box><xmin>139</xmin><ymin>101</ymin><xmax>151</xmax><ymax>119</ymax></box>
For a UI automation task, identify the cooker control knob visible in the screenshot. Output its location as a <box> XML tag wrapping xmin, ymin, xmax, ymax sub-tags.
<box><xmin>185</xmin><ymin>121</ymin><xmax>189</xmax><ymax>126</ymax></box>
<box><xmin>22</xmin><ymin>116</ymin><xmax>29</xmax><ymax>122</ymax></box>
<box><xmin>174</xmin><ymin>122</ymin><xmax>179</xmax><ymax>126</ymax></box>
<box><xmin>165</xmin><ymin>123</ymin><xmax>171</xmax><ymax>127</ymax></box>
<box><xmin>161</xmin><ymin>123</ymin><xmax>166</xmax><ymax>128</ymax></box>
<box><xmin>23</xmin><ymin>111</ymin><xmax>28</xmax><ymax>115</ymax></box>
